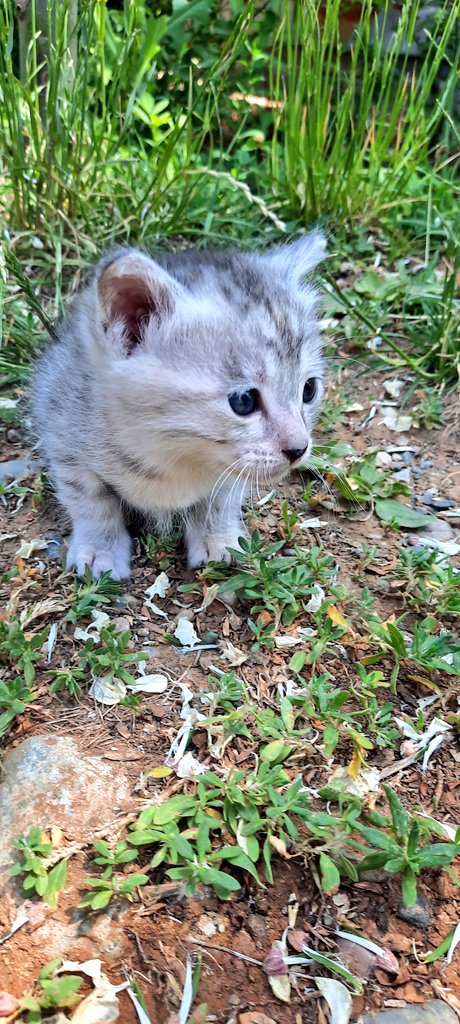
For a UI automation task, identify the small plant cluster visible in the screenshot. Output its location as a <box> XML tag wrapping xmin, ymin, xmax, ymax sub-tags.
<box><xmin>78</xmin><ymin>768</ymin><xmax>459</xmax><ymax>910</ymax></box>
<box><xmin>18</xmin><ymin>959</ymin><xmax>83</xmax><ymax>1022</ymax></box>
<box><xmin>390</xmin><ymin>547</ymin><xmax>460</xmax><ymax>617</ymax></box>
<box><xmin>48</xmin><ymin>622</ymin><xmax>148</xmax><ymax>705</ymax></box>
<box><xmin>79</xmin><ymin>840</ymin><xmax>149</xmax><ymax>910</ymax></box>
<box><xmin>10</xmin><ymin>827</ymin><xmax>67</xmax><ymax>910</ymax></box>
<box><xmin>202</xmin><ymin>529</ymin><xmax>335</xmax><ymax>626</ymax></box>
<box><xmin>65</xmin><ymin>567</ymin><xmax>122</xmax><ymax>623</ymax></box>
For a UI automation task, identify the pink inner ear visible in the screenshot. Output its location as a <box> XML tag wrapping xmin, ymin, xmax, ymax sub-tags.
<box><xmin>105</xmin><ymin>276</ymin><xmax>156</xmax><ymax>352</ymax></box>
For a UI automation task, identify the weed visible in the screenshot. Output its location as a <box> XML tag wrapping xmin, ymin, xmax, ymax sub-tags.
<box><xmin>80</xmin><ymin>866</ymin><xmax>149</xmax><ymax>911</ymax></box>
<box><xmin>10</xmin><ymin>827</ymin><xmax>67</xmax><ymax>909</ymax></box>
<box><xmin>354</xmin><ymin>785</ymin><xmax>460</xmax><ymax>906</ymax></box>
<box><xmin>0</xmin><ymin>676</ymin><xmax>37</xmax><ymax>740</ymax></box>
<box><xmin>270</xmin><ymin>0</ymin><xmax>460</xmax><ymax>226</ymax></box>
<box><xmin>205</xmin><ymin>530</ymin><xmax>335</xmax><ymax>626</ymax></box>
<box><xmin>278</xmin><ymin>500</ymin><xmax>300</xmax><ymax>543</ymax></box>
<box><xmin>77</xmin><ymin>626</ymin><xmax>148</xmax><ymax>686</ymax></box>
<box><xmin>66</xmin><ymin>567</ymin><xmax>122</xmax><ymax>623</ymax></box>
<box><xmin>247</xmin><ymin>616</ymin><xmax>276</xmax><ymax>651</ymax></box>
<box><xmin>0</xmin><ymin>619</ymin><xmax>48</xmax><ymax>685</ymax></box>
<box><xmin>391</xmin><ymin>547</ymin><xmax>460</xmax><ymax>616</ymax></box>
<box><xmin>49</xmin><ymin>667</ymin><xmax>86</xmax><ymax>699</ymax></box>
<box><xmin>18</xmin><ymin>960</ymin><xmax>83</xmax><ymax>1020</ymax></box>
<box><xmin>413</xmin><ymin>387</ymin><xmax>445</xmax><ymax>429</ymax></box>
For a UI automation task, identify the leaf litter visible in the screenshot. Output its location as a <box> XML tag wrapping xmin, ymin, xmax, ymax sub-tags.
<box><xmin>1</xmin><ymin>360</ymin><xmax>460</xmax><ymax>1023</ymax></box>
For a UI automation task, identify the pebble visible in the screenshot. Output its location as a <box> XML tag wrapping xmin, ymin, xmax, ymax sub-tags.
<box><xmin>360</xmin><ymin>1001</ymin><xmax>458</xmax><ymax>1023</ymax></box>
<box><xmin>416</xmin><ymin>517</ymin><xmax>455</xmax><ymax>543</ymax></box>
<box><xmin>397</xmin><ymin>893</ymin><xmax>430</xmax><ymax>930</ymax></box>
<box><xmin>422</xmin><ymin>492</ymin><xmax>456</xmax><ymax>511</ymax></box>
<box><xmin>0</xmin><ymin>458</ymin><xmax>41</xmax><ymax>483</ymax></box>
<box><xmin>45</xmin><ymin>533</ymin><xmax>64</xmax><ymax>559</ymax></box>
<box><xmin>375</xmin><ymin>452</ymin><xmax>392</xmax><ymax>468</ymax></box>
<box><xmin>391</xmin><ymin>468</ymin><xmax>411</xmax><ymax>484</ymax></box>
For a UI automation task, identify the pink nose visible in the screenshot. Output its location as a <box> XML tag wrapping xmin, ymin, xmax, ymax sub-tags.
<box><xmin>283</xmin><ymin>446</ymin><xmax>307</xmax><ymax>464</ymax></box>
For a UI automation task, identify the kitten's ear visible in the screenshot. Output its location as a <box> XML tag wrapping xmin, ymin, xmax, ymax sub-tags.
<box><xmin>264</xmin><ymin>232</ymin><xmax>327</xmax><ymax>288</ymax></box>
<box><xmin>96</xmin><ymin>249</ymin><xmax>175</xmax><ymax>352</ymax></box>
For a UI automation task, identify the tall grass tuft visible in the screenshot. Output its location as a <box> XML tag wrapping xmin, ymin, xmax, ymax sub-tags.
<box><xmin>270</xmin><ymin>0</ymin><xmax>460</xmax><ymax>227</ymax></box>
<box><xmin>0</xmin><ymin>0</ymin><xmax>264</xmax><ymax>251</ymax></box>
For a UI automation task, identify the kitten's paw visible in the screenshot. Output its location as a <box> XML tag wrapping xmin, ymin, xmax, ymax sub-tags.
<box><xmin>66</xmin><ymin>536</ymin><xmax>131</xmax><ymax>579</ymax></box>
<box><xmin>187</xmin><ymin>531</ymin><xmax>245</xmax><ymax>569</ymax></box>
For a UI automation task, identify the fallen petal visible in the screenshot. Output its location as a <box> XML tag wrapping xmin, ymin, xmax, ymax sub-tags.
<box><xmin>315</xmin><ymin>977</ymin><xmax>352</xmax><ymax>1024</ymax></box>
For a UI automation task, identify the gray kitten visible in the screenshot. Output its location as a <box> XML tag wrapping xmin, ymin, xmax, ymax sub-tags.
<box><xmin>31</xmin><ymin>235</ymin><xmax>326</xmax><ymax>579</ymax></box>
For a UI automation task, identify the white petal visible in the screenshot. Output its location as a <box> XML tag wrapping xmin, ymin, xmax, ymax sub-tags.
<box><xmin>145</xmin><ymin>572</ymin><xmax>170</xmax><ymax>599</ymax></box>
<box><xmin>174</xmin><ymin>618</ymin><xmax>200</xmax><ymax>648</ymax></box>
<box><xmin>128</xmin><ymin>674</ymin><xmax>169</xmax><ymax>694</ymax></box>
<box><xmin>315</xmin><ymin>977</ymin><xmax>352</xmax><ymax>1024</ymax></box>
<box><xmin>89</xmin><ymin>678</ymin><xmax>127</xmax><ymax>706</ymax></box>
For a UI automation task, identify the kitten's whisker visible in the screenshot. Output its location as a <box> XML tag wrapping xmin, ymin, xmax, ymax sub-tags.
<box><xmin>221</xmin><ymin>463</ymin><xmax>250</xmax><ymax>523</ymax></box>
<box><xmin>208</xmin><ymin>458</ymin><xmax>243</xmax><ymax>508</ymax></box>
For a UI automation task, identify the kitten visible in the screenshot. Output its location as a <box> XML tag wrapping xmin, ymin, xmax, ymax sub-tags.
<box><xmin>31</xmin><ymin>234</ymin><xmax>326</xmax><ymax>579</ymax></box>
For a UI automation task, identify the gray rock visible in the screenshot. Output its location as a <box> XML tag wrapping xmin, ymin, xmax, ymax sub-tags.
<box><xmin>0</xmin><ymin>458</ymin><xmax>41</xmax><ymax>483</ymax></box>
<box><xmin>397</xmin><ymin>893</ymin><xmax>430</xmax><ymax>930</ymax></box>
<box><xmin>360</xmin><ymin>1000</ymin><xmax>458</xmax><ymax>1023</ymax></box>
<box><xmin>422</xmin><ymin>492</ymin><xmax>456</xmax><ymax>511</ymax></box>
<box><xmin>416</xmin><ymin>517</ymin><xmax>455</xmax><ymax>543</ymax></box>
<box><xmin>45</xmin><ymin>533</ymin><xmax>65</xmax><ymax>559</ymax></box>
<box><xmin>0</xmin><ymin>735</ymin><xmax>132</xmax><ymax>965</ymax></box>
<box><xmin>0</xmin><ymin>734</ymin><xmax>130</xmax><ymax>879</ymax></box>
<box><xmin>392</xmin><ymin>468</ymin><xmax>412</xmax><ymax>484</ymax></box>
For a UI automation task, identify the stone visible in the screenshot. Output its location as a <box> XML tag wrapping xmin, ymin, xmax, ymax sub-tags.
<box><xmin>246</xmin><ymin>913</ymin><xmax>267</xmax><ymax>944</ymax></box>
<box><xmin>416</xmin><ymin>517</ymin><xmax>455</xmax><ymax>543</ymax></box>
<box><xmin>360</xmin><ymin>1000</ymin><xmax>458</xmax><ymax>1023</ymax></box>
<box><xmin>45</xmin><ymin>533</ymin><xmax>65</xmax><ymax>559</ymax></box>
<box><xmin>0</xmin><ymin>458</ymin><xmax>41</xmax><ymax>483</ymax></box>
<box><xmin>0</xmin><ymin>735</ymin><xmax>130</xmax><ymax>880</ymax></box>
<box><xmin>397</xmin><ymin>894</ymin><xmax>430</xmax><ymax>930</ymax></box>
<box><xmin>0</xmin><ymin>735</ymin><xmax>131</xmax><ymax>967</ymax></box>
<box><xmin>422</xmin><ymin>492</ymin><xmax>456</xmax><ymax>511</ymax></box>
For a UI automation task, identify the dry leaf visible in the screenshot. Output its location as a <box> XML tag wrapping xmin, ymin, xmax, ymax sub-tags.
<box><xmin>145</xmin><ymin>572</ymin><xmax>170</xmax><ymax>599</ymax></box>
<box><xmin>327</xmin><ymin>606</ymin><xmax>354</xmax><ymax>632</ymax></box>
<box><xmin>89</xmin><ymin>677</ymin><xmax>127</xmax><ymax>706</ymax></box>
<box><xmin>267</xmin><ymin>974</ymin><xmax>291</xmax><ymax>1003</ymax></box>
<box><xmin>315</xmin><ymin>977</ymin><xmax>352</xmax><ymax>1024</ymax></box>
<box><xmin>268</xmin><ymin>836</ymin><xmax>289</xmax><ymax>858</ymax></box>
<box><xmin>174</xmin><ymin>618</ymin><xmax>200</xmax><ymax>648</ymax></box>
<box><xmin>129</xmin><ymin>673</ymin><xmax>169</xmax><ymax>694</ymax></box>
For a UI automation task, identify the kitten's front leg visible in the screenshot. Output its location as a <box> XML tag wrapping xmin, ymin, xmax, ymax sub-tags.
<box><xmin>186</xmin><ymin>482</ymin><xmax>248</xmax><ymax>568</ymax></box>
<box><xmin>55</xmin><ymin>468</ymin><xmax>131</xmax><ymax>579</ymax></box>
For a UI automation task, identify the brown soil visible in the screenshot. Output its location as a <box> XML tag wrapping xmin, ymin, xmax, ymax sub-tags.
<box><xmin>0</xmin><ymin>364</ymin><xmax>459</xmax><ymax>1023</ymax></box>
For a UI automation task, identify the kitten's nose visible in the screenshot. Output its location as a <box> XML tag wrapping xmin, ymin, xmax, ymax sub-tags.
<box><xmin>283</xmin><ymin>446</ymin><xmax>308</xmax><ymax>465</ymax></box>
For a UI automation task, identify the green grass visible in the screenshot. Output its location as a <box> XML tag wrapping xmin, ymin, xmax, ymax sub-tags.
<box><xmin>1</xmin><ymin>0</ymin><xmax>459</xmax><ymax>388</ymax></box>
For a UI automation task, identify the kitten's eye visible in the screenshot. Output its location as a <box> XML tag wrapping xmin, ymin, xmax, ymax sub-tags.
<box><xmin>303</xmin><ymin>378</ymin><xmax>318</xmax><ymax>403</ymax></box>
<box><xmin>228</xmin><ymin>389</ymin><xmax>259</xmax><ymax>416</ymax></box>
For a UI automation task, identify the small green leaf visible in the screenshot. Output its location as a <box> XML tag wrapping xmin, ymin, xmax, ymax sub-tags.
<box><xmin>260</xmin><ymin>739</ymin><xmax>292</xmax><ymax>764</ymax></box>
<box><xmin>45</xmin><ymin>858</ymin><xmax>67</xmax><ymax>910</ymax></box>
<box><xmin>401</xmin><ymin>866</ymin><xmax>418</xmax><ymax>907</ymax></box>
<box><xmin>375</xmin><ymin>499</ymin><xmax>431</xmax><ymax>529</ymax></box>
<box><xmin>319</xmin><ymin>853</ymin><xmax>341</xmax><ymax>893</ymax></box>
<box><xmin>383</xmin><ymin>785</ymin><xmax>409</xmax><ymax>839</ymax></box>
<box><xmin>416</xmin><ymin>843</ymin><xmax>460</xmax><ymax>868</ymax></box>
<box><xmin>424</xmin><ymin>927</ymin><xmax>457</xmax><ymax>963</ymax></box>
<box><xmin>90</xmin><ymin>889</ymin><xmax>113</xmax><ymax>910</ymax></box>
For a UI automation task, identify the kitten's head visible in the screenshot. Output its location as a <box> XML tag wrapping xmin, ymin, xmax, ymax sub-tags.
<box><xmin>92</xmin><ymin>235</ymin><xmax>326</xmax><ymax>493</ymax></box>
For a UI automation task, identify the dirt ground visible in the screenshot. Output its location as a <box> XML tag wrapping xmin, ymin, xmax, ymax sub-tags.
<box><xmin>1</xmin><ymin>361</ymin><xmax>459</xmax><ymax>1023</ymax></box>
